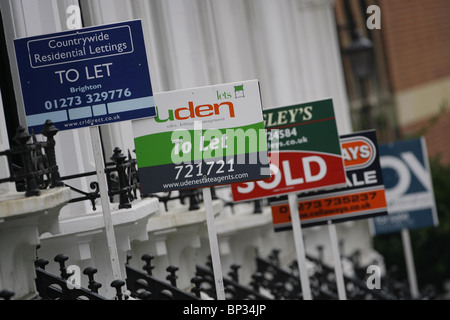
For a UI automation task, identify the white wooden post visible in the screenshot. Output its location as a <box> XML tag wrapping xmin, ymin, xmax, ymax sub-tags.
<box><xmin>401</xmin><ymin>228</ymin><xmax>419</xmax><ymax>298</ymax></box>
<box><xmin>90</xmin><ymin>126</ymin><xmax>123</xmax><ymax>283</ymax></box>
<box><xmin>328</xmin><ymin>221</ymin><xmax>347</xmax><ymax>300</ymax></box>
<box><xmin>203</xmin><ymin>187</ymin><xmax>226</xmax><ymax>300</ymax></box>
<box><xmin>288</xmin><ymin>193</ymin><xmax>312</xmax><ymax>300</ymax></box>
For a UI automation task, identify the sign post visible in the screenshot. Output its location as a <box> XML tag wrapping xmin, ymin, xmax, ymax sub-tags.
<box><xmin>288</xmin><ymin>193</ymin><xmax>312</xmax><ymax>300</ymax></box>
<box><xmin>90</xmin><ymin>126</ymin><xmax>122</xmax><ymax>280</ymax></box>
<box><xmin>327</xmin><ymin>221</ymin><xmax>346</xmax><ymax>300</ymax></box>
<box><xmin>231</xmin><ymin>99</ymin><xmax>347</xmax><ymax>300</ymax></box>
<box><xmin>133</xmin><ymin>80</ymin><xmax>270</xmax><ymax>300</ymax></box>
<box><xmin>267</xmin><ymin>130</ymin><xmax>388</xmax><ymax>300</ymax></box>
<box><xmin>14</xmin><ymin>20</ymin><xmax>157</xmax><ymax>291</ymax></box>
<box><xmin>203</xmin><ymin>187</ymin><xmax>226</xmax><ymax>300</ymax></box>
<box><xmin>401</xmin><ymin>228</ymin><xmax>419</xmax><ymax>298</ymax></box>
<box><xmin>370</xmin><ymin>137</ymin><xmax>438</xmax><ymax>299</ymax></box>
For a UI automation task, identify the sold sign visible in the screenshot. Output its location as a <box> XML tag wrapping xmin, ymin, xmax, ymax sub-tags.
<box><xmin>233</xmin><ymin>151</ymin><xmax>345</xmax><ymax>201</ymax></box>
<box><xmin>270</xmin><ymin>130</ymin><xmax>388</xmax><ymax>230</ymax></box>
<box><xmin>231</xmin><ymin>99</ymin><xmax>346</xmax><ymax>202</ymax></box>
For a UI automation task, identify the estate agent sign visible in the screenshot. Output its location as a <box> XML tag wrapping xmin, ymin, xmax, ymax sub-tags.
<box><xmin>14</xmin><ymin>20</ymin><xmax>155</xmax><ymax>133</ymax></box>
<box><xmin>133</xmin><ymin>80</ymin><xmax>270</xmax><ymax>195</ymax></box>
<box><xmin>231</xmin><ymin>98</ymin><xmax>347</xmax><ymax>202</ymax></box>
<box><xmin>270</xmin><ymin>130</ymin><xmax>388</xmax><ymax>231</ymax></box>
<box><xmin>370</xmin><ymin>137</ymin><xmax>438</xmax><ymax>235</ymax></box>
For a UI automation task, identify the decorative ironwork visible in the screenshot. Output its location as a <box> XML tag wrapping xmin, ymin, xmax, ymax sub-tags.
<box><xmin>213</xmin><ymin>186</ymin><xmax>264</xmax><ymax>214</ymax></box>
<box><xmin>106</xmin><ymin>148</ymin><xmax>139</xmax><ymax>209</ymax></box>
<box><xmin>110</xmin><ymin>279</ymin><xmax>128</xmax><ymax>300</ymax></box>
<box><xmin>0</xmin><ymin>290</ymin><xmax>14</xmax><ymax>300</ymax></box>
<box><xmin>34</xmin><ymin>255</ymin><xmax>108</xmax><ymax>300</ymax></box>
<box><xmin>28</xmin><ymin>244</ymin><xmax>439</xmax><ymax>300</ymax></box>
<box><xmin>0</xmin><ymin>121</ymin><xmax>140</xmax><ymax>211</ymax></box>
<box><xmin>40</xmin><ymin>120</ymin><xmax>64</xmax><ymax>188</ymax></box>
<box><xmin>255</xmin><ymin>253</ymin><xmax>306</xmax><ymax>300</ymax></box>
<box><xmin>125</xmin><ymin>254</ymin><xmax>198</xmax><ymax>300</ymax></box>
<box><xmin>0</xmin><ymin>121</ymin><xmax>63</xmax><ymax>197</ymax></box>
<box><xmin>83</xmin><ymin>267</ymin><xmax>102</xmax><ymax>294</ymax></box>
<box><xmin>306</xmin><ymin>249</ymin><xmax>396</xmax><ymax>300</ymax></box>
<box><xmin>255</xmin><ymin>248</ymin><xmax>401</xmax><ymax>300</ymax></box>
<box><xmin>33</xmin><ymin>252</ymin><xmax>136</xmax><ymax>300</ymax></box>
<box><xmin>65</xmin><ymin>180</ymin><xmax>100</xmax><ymax>210</ymax></box>
<box><xmin>61</xmin><ymin>148</ymin><xmax>140</xmax><ymax>211</ymax></box>
<box><xmin>343</xmin><ymin>248</ymin><xmax>412</xmax><ymax>299</ymax></box>
<box><xmin>196</xmin><ymin>256</ymin><xmax>270</xmax><ymax>300</ymax></box>
<box><xmin>152</xmin><ymin>189</ymin><xmax>202</xmax><ymax>212</ymax></box>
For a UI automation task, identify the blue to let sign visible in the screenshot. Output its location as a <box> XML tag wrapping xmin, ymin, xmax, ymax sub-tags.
<box><xmin>370</xmin><ymin>137</ymin><xmax>439</xmax><ymax>235</ymax></box>
<box><xmin>14</xmin><ymin>20</ymin><xmax>155</xmax><ymax>133</ymax></box>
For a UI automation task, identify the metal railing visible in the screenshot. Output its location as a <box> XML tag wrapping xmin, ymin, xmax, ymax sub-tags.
<box><xmin>256</xmin><ymin>248</ymin><xmax>399</xmax><ymax>300</ymax></box>
<box><xmin>152</xmin><ymin>188</ymin><xmax>203</xmax><ymax>212</ymax></box>
<box><xmin>0</xmin><ymin>121</ymin><xmax>140</xmax><ymax>212</ymax></box>
<box><xmin>34</xmin><ymin>257</ymin><xmax>109</xmax><ymax>300</ymax></box>
<box><xmin>0</xmin><ymin>120</ymin><xmax>63</xmax><ymax>197</ymax></box>
<box><xmin>125</xmin><ymin>254</ymin><xmax>198</xmax><ymax>300</ymax></box>
<box><xmin>195</xmin><ymin>263</ymin><xmax>270</xmax><ymax>300</ymax></box>
<box><xmin>12</xmin><ymin>244</ymin><xmax>445</xmax><ymax>300</ymax></box>
<box><xmin>61</xmin><ymin>147</ymin><xmax>139</xmax><ymax>211</ymax></box>
<box><xmin>0</xmin><ymin>290</ymin><xmax>14</xmax><ymax>300</ymax></box>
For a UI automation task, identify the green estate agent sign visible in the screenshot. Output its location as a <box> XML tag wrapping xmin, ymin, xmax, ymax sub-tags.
<box><xmin>133</xmin><ymin>80</ymin><xmax>270</xmax><ymax>195</ymax></box>
<box><xmin>231</xmin><ymin>98</ymin><xmax>346</xmax><ymax>201</ymax></box>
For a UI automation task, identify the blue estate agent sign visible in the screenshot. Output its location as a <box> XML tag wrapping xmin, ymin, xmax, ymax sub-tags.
<box><xmin>370</xmin><ymin>137</ymin><xmax>439</xmax><ymax>235</ymax></box>
<box><xmin>14</xmin><ymin>20</ymin><xmax>155</xmax><ymax>133</ymax></box>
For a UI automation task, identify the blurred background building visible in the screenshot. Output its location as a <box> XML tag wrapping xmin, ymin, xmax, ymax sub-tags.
<box><xmin>335</xmin><ymin>0</ymin><xmax>450</xmax><ymax>162</ymax></box>
<box><xmin>334</xmin><ymin>0</ymin><xmax>450</xmax><ymax>297</ymax></box>
<box><xmin>0</xmin><ymin>0</ymin><xmax>448</xmax><ymax>300</ymax></box>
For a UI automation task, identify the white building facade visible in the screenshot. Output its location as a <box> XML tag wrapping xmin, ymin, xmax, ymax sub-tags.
<box><xmin>0</xmin><ymin>0</ymin><xmax>383</xmax><ymax>300</ymax></box>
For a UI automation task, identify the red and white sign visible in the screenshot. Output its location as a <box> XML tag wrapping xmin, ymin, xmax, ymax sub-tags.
<box><xmin>270</xmin><ymin>130</ymin><xmax>388</xmax><ymax>230</ymax></box>
<box><xmin>231</xmin><ymin>150</ymin><xmax>346</xmax><ymax>201</ymax></box>
<box><xmin>230</xmin><ymin>99</ymin><xmax>347</xmax><ymax>202</ymax></box>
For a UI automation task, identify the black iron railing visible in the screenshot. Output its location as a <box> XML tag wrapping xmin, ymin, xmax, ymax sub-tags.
<box><xmin>195</xmin><ymin>256</ymin><xmax>270</xmax><ymax>300</ymax></box>
<box><xmin>34</xmin><ymin>253</ymin><xmax>115</xmax><ymax>300</ymax></box>
<box><xmin>153</xmin><ymin>189</ymin><xmax>203</xmax><ymax>212</ymax></box>
<box><xmin>255</xmin><ymin>252</ymin><xmax>307</xmax><ymax>299</ymax></box>
<box><xmin>35</xmin><ymin>260</ymin><xmax>108</xmax><ymax>300</ymax></box>
<box><xmin>0</xmin><ymin>120</ymin><xmax>63</xmax><ymax>197</ymax></box>
<box><xmin>0</xmin><ymin>290</ymin><xmax>14</xmax><ymax>300</ymax></box>
<box><xmin>213</xmin><ymin>185</ymin><xmax>264</xmax><ymax>214</ymax></box>
<box><xmin>344</xmin><ymin>248</ymin><xmax>413</xmax><ymax>299</ymax></box>
<box><xmin>61</xmin><ymin>147</ymin><xmax>140</xmax><ymax>211</ymax></box>
<box><xmin>0</xmin><ymin>121</ymin><xmax>141</xmax><ymax>211</ymax></box>
<box><xmin>306</xmin><ymin>250</ymin><xmax>397</xmax><ymax>300</ymax></box>
<box><xmin>195</xmin><ymin>264</ymin><xmax>270</xmax><ymax>300</ymax></box>
<box><xmin>256</xmin><ymin>248</ymin><xmax>397</xmax><ymax>300</ymax></box>
<box><xmin>125</xmin><ymin>254</ymin><xmax>198</xmax><ymax>300</ymax></box>
<box><xmin>24</xmin><ymin>245</ymin><xmax>447</xmax><ymax>300</ymax></box>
